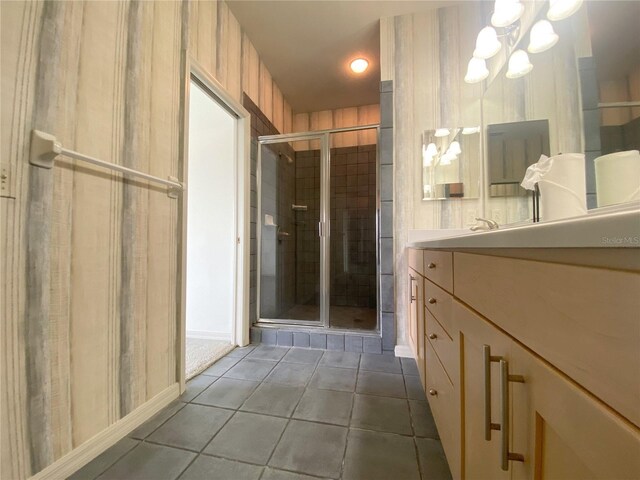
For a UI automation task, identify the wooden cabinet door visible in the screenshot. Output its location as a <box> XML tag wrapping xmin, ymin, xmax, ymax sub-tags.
<box><xmin>455</xmin><ymin>301</ymin><xmax>511</xmax><ymax>480</ymax></box>
<box><xmin>415</xmin><ymin>274</ymin><xmax>426</xmax><ymax>389</ymax></box>
<box><xmin>509</xmin><ymin>342</ymin><xmax>640</xmax><ymax>480</ymax></box>
<box><xmin>408</xmin><ymin>270</ymin><xmax>418</xmax><ymax>357</ymax></box>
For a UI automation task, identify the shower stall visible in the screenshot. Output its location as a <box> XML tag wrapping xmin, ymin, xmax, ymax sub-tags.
<box><xmin>257</xmin><ymin>126</ymin><xmax>379</xmax><ymax>330</ymax></box>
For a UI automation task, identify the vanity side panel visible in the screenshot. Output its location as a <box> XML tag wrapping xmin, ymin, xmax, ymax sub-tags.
<box><xmin>453</xmin><ymin>251</ymin><xmax>640</xmax><ymax>428</ymax></box>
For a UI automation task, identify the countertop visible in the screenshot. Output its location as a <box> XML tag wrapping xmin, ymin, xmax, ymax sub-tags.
<box><xmin>408</xmin><ymin>206</ymin><xmax>640</xmax><ymax>249</ymax></box>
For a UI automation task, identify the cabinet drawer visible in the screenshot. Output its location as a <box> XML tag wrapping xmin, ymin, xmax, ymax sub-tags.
<box><xmin>423</xmin><ymin>250</ymin><xmax>453</xmax><ymax>292</ymax></box>
<box><xmin>425</xmin><ymin>340</ymin><xmax>460</xmax><ymax>478</ymax></box>
<box><xmin>425</xmin><ymin>309</ymin><xmax>456</xmax><ymax>386</ymax></box>
<box><xmin>408</xmin><ymin>248</ymin><xmax>424</xmax><ymax>276</ymax></box>
<box><xmin>454</xmin><ymin>252</ymin><xmax>640</xmax><ymax>428</ymax></box>
<box><xmin>424</xmin><ymin>279</ymin><xmax>453</xmax><ymax>336</ymax></box>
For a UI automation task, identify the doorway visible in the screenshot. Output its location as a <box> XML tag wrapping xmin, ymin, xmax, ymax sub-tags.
<box><xmin>180</xmin><ymin>63</ymin><xmax>251</xmax><ymax>383</ymax></box>
<box><xmin>256</xmin><ymin>126</ymin><xmax>379</xmax><ymax>330</ymax></box>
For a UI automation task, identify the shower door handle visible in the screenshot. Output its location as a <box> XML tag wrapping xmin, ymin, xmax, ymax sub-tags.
<box><xmin>318</xmin><ymin>221</ymin><xmax>323</xmax><ymax>237</ymax></box>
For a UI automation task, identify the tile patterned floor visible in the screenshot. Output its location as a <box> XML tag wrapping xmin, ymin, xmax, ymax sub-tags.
<box><xmin>70</xmin><ymin>346</ymin><xmax>451</xmax><ymax>480</ymax></box>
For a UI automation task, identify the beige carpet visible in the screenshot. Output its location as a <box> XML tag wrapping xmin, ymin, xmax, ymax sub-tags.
<box><xmin>185</xmin><ymin>337</ymin><xmax>234</xmax><ymax>380</ymax></box>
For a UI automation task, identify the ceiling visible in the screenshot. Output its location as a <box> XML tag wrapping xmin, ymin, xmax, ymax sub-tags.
<box><xmin>227</xmin><ymin>0</ymin><xmax>455</xmax><ymax>113</ymax></box>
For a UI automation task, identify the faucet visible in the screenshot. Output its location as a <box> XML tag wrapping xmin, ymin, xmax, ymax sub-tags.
<box><xmin>470</xmin><ymin>217</ymin><xmax>499</xmax><ymax>231</ymax></box>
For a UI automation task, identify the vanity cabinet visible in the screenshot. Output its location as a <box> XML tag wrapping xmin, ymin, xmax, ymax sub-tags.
<box><xmin>406</xmin><ymin>248</ymin><xmax>640</xmax><ymax>479</ymax></box>
<box><xmin>409</xmin><ymin>249</ymin><xmax>461</xmax><ymax>479</ymax></box>
<box><xmin>408</xmin><ymin>249</ymin><xmax>426</xmax><ymax>387</ymax></box>
<box><xmin>456</xmin><ymin>300</ymin><xmax>640</xmax><ymax>479</ymax></box>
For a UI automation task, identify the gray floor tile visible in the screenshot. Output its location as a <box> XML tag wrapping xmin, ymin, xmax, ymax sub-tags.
<box><xmin>308</xmin><ymin>366</ymin><xmax>357</xmax><ymax>392</ymax></box>
<box><xmin>181</xmin><ymin>375</ymin><xmax>217</xmax><ymax>402</ymax></box>
<box><xmin>405</xmin><ymin>374</ymin><xmax>427</xmax><ymax>400</ymax></box>
<box><xmin>247</xmin><ymin>345</ymin><xmax>290</xmax><ymax>361</ymax></box>
<box><xmin>241</xmin><ymin>383</ymin><xmax>304</xmax><ymax>417</ymax></box>
<box><xmin>201</xmin><ymin>356</ymin><xmax>240</xmax><ymax>376</ymax></box>
<box><xmin>223</xmin><ymin>358</ymin><xmax>277</xmax><ymax>381</ymax></box>
<box><xmin>342</xmin><ymin>429</ymin><xmax>420</xmax><ymax>480</ymax></box>
<box><xmin>225</xmin><ymin>345</ymin><xmax>257</xmax><ymax>358</ymax></box>
<box><xmin>203</xmin><ymin>411</ymin><xmax>287</xmax><ymax>464</ymax></box>
<box><xmin>192</xmin><ymin>377</ymin><xmax>259</xmax><ymax>409</ymax></box>
<box><xmin>350</xmin><ymin>394</ymin><xmax>412</xmax><ymax>435</ymax></box>
<box><xmin>265</xmin><ymin>362</ymin><xmax>316</xmax><ymax>386</ymax></box>
<box><xmin>180</xmin><ymin>455</ymin><xmax>263</xmax><ymax>480</ymax></box>
<box><xmin>319</xmin><ymin>351</ymin><xmax>360</xmax><ymax>369</ymax></box>
<box><xmin>356</xmin><ymin>371</ymin><xmax>406</xmax><ymax>398</ymax></box>
<box><xmin>147</xmin><ymin>404</ymin><xmax>232</xmax><ymax>451</ymax></box>
<box><xmin>410</xmin><ymin>400</ymin><xmax>439</xmax><ymax>439</ymax></box>
<box><xmin>281</xmin><ymin>347</ymin><xmax>323</xmax><ymax>365</ymax></box>
<box><xmin>360</xmin><ymin>353</ymin><xmax>402</xmax><ymax>374</ymax></box>
<box><xmin>129</xmin><ymin>400</ymin><xmax>186</xmax><ymax>439</ymax></box>
<box><xmin>269</xmin><ymin>420</ymin><xmax>347</xmax><ymax>479</ymax></box>
<box><xmin>69</xmin><ymin>438</ymin><xmax>139</xmax><ymax>479</ymax></box>
<box><xmin>401</xmin><ymin>357</ymin><xmax>420</xmax><ymax>376</ymax></box>
<box><xmin>293</xmin><ymin>389</ymin><xmax>353</xmax><ymax>426</ymax></box>
<box><xmin>261</xmin><ymin>467</ymin><xmax>323</xmax><ymax>480</ymax></box>
<box><xmin>97</xmin><ymin>443</ymin><xmax>195</xmax><ymax>480</ymax></box>
<box><xmin>415</xmin><ymin>437</ymin><xmax>452</xmax><ymax>480</ymax></box>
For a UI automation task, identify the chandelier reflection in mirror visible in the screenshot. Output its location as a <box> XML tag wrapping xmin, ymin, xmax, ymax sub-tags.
<box><xmin>421</xmin><ymin>128</ymin><xmax>482</xmax><ymax>201</ymax></box>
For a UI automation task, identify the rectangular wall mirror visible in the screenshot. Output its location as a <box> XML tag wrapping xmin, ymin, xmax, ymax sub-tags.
<box><xmin>421</xmin><ymin>127</ymin><xmax>481</xmax><ymax>201</ymax></box>
<box><xmin>487</xmin><ymin>119</ymin><xmax>550</xmax><ymax>197</ymax></box>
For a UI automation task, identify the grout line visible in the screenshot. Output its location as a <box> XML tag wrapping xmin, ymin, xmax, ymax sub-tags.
<box><xmin>87</xmin><ymin>440</ymin><xmax>143</xmax><ymax>480</ymax></box>
<box><xmin>339</xmin><ymin>350</ymin><xmax>362</xmax><ymax>478</ymax></box>
<box><xmin>261</xmin><ymin>348</ymin><xmax>325</xmax><ymax>475</ymax></box>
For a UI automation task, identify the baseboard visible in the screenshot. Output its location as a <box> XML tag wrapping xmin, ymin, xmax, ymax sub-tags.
<box><xmin>186</xmin><ymin>329</ymin><xmax>233</xmax><ymax>342</ymax></box>
<box><xmin>30</xmin><ymin>383</ymin><xmax>180</xmax><ymax>480</ymax></box>
<box><xmin>394</xmin><ymin>344</ymin><xmax>414</xmax><ymax>358</ymax></box>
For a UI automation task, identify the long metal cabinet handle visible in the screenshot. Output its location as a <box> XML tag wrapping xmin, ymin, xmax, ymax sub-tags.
<box><xmin>409</xmin><ymin>275</ymin><xmax>416</xmax><ymax>302</ymax></box>
<box><xmin>483</xmin><ymin>345</ymin><xmax>503</xmax><ymax>440</ymax></box>
<box><xmin>499</xmin><ymin>359</ymin><xmax>525</xmax><ymax>471</ymax></box>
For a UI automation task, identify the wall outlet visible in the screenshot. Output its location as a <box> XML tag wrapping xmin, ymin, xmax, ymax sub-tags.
<box><xmin>0</xmin><ymin>161</ymin><xmax>14</xmax><ymax>198</ymax></box>
<box><xmin>491</xmin><ymin>209</ymin><xmax>504</xmax><ymax>225</ymax></box>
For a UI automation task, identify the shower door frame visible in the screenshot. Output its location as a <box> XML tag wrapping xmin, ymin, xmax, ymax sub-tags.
<box><xmin>257</xmin><ymin>124</ymin><xmax>380</xmax><ymax>328</ymax></box>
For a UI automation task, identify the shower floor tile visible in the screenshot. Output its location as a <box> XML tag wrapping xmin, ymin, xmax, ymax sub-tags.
<box><xmin>274</xmin><ymin>305</ymin><xmax>377</xmax><ymax>330</ymax></box>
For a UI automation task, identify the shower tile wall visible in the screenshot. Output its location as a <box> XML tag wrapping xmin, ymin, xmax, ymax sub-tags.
<box><xmin>294</xmin><ymin>150</ymin><xmax>321</xmax><ymax>306</ymax></box>
<box><xmin>294</xmin><ymin>145</ymin><xmax>377</xmax><ymax>309</ymax></box>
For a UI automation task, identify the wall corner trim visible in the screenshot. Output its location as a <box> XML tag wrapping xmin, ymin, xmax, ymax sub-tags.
<box><xmin>29</xmin><ymin>384</ymin><xmax>180</xmax><ymax>480</ymax></box>
<box><xmin>394</xmin><ymin>344</ymin><xmax>414</xmax><ymax>358</ymax></box>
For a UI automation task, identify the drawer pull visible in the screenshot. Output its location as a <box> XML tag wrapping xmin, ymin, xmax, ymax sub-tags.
<box><xmin>428</xmin><ymin>297</ymin><xmax>437</xmax><ymax>304</ymax></box>
<box><xmin>409</xmin><ymin>275</ymin><xmax>416</xmax><ymax>303</ymax></box>
<box><xmin>427</xmin><ymin>262</ymin><xmax>436</xmax><ymax>269</ymax></box>
<box><xmin>428</xmin><ymin>333</ymin><xmax>437</xmax><ymax>340</ymax></box>
<box><xmin>500</xmin><ymin>359</ymin><xmax>525</xmax><ymax>470</ymax></box>
<box><xmin>483</xmin><ymin>345</ymin><xmax>503</xmax><ymax>441</ymax></box>
<box><xmin>428</xmin><ymin>389</ymin><xmax>438</xmax><ymax>396</ymax></box>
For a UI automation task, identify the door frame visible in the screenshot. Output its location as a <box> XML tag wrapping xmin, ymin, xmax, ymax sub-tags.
<box><xmin>256</xmin><ymin>125</ymin><xmax>379</xmax><ymax>329</ymax></box>
<box><xmin>257</xmin><ymin>132</ymin><xmax>330</xmax><ymax>327</ymax></box>
<box><xmin>178</xmin><ymin>57</ymin><xmax>251</xmax><ymax>391</ymax></box>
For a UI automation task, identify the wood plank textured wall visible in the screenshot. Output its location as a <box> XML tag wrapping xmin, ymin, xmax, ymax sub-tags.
<box><xmin>0</xmin><ymin>1</ymin><xmax>294</xmax><ymax>478</ymax></box>
<box><xmin>292</xmin><ymin>104</ymin><xmax>380</xmax><ymax>150</ymax></box>
<box><xmin>189</xmin><ymin>0</ymin><xmax>293</xmax><ymax>133</ymax></box>
<box><xmin>381</xmin><ymin>5</ymin><xmax>484</xmax><ymax>350</ymax></box>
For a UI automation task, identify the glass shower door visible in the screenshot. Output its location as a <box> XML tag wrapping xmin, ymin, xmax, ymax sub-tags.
<box><xmin>257</xmin><ymin>134</ymin><xmax>329</xmax><ymax>325</ymax></box>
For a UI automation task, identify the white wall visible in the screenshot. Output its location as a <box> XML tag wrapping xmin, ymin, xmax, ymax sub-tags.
<box><xmin>186</xmin><ymin>80</ymin><xmax>237</xmax><ymax>340</ymax></box>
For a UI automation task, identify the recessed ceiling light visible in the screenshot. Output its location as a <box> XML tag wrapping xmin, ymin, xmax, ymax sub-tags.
<box><xmin>350</xmin><ymin>58</ymin><xmax>369</xmax><ymax>74</ymax></box>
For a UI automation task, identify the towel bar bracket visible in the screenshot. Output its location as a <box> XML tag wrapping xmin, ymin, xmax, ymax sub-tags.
<box><xmin>30</xmin><ymin>130</ymin><xmax>61</xmax><ymax>169</ymax></box>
